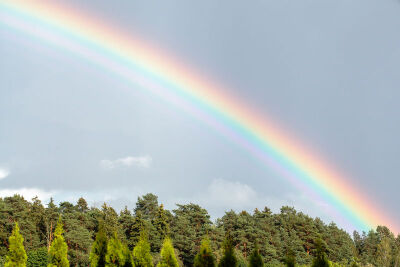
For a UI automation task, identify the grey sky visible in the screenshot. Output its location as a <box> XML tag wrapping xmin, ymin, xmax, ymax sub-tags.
<box><xmin>1</xmin><ymin>0</ymin><xmax>400</xmax><ymax>232</ymax></box>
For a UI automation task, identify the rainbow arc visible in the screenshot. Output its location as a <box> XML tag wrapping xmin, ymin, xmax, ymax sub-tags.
<box><xmin>0</xmin><ymin>0</ymin><xmax>396</xmax><ymax>232</ymax></box>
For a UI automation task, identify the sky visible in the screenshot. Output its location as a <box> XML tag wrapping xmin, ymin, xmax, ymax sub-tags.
<box><xmin>1</xmin><ymin>0</ymin><xmax>400</xmax><ymax>233</ymax></box>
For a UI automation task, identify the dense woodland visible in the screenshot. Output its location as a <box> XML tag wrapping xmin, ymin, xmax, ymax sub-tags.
<box><xmin>0</xmin><ymin>194</ymin><xmax>398</xmax><ymax>267</ymax></box>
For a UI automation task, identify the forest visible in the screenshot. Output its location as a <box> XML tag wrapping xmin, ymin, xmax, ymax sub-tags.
<box><xmin>0</xmin><ymin>193</ymin><xmax>398</xmax><ymax>267</ymax></box>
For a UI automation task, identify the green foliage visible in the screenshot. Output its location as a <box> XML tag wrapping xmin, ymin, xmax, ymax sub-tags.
<box><xmin>234</xmin><ymin>249</ymin><xmax>247</xmax><ymax>267</ymax></box>
<box><xmin>47</xmin><ymin>218</ymin><xmax>69</xmax><ymax>267</ymax></box>
<box><xmin>376</xmin><ymin>236</ymin><xmax>391</xmax><ymax>267</ymax></box>
<box><xmin>90</xmin><ymin>223</ymin><xmax>108</xmax><ymax>267</ymax></box>
<box><xmin>283</xmin><ymin>249</ymin><xmax>295</xmax><ymax>267</ymax></box>
<box><xmin>171</xmin><ymin>204</ymin><xmax>212</xmax><ymax>266</ymax></box>
<box><xmin>102</xmin><ymin>204</ymin><xmax>120</xmax><ymax>238</ymax></box>
<box><xmin>311</xmin><ymin>239</ymin><xmax>329</xmax><ymax>267</ymax></box>
<box><xmin>5</xmin><ymin>223</ymin><xmax>27</xmax><ymax>267</ymax></box>
<box><xmin>63</xmin><ymin>204</ymin><xmax>92</xmax><ymax>266</ymax></box>
<box><xmin>152</xmin><ymin>205</ymin><xmax>170</xmax><ymax>253</ymax></box>
<box><xmin>1</xmin><ymin>194</ymin><xmax>400</xmax><ymax>267</ymax></box>
<box><xmin>194</xmin><ymin>237</ymin><xmax>215</xmax><ymax>267</ymax></box>
<box><xmin>119</xmin><ymin>207</ymin><xmax>138</xmax><ymax>250</ymax></box>
<box><xmin>218</xmin><ymin>234</ymin><xmax>237</xmax><ymax>267</ymax></box>
<box><xmin>27</xmin><ymin>247</ymin><xmax>48</xmax><ymax>267</ymax></box>
<box><xmin>132</xmin><ymin>232</ymin><xmax>153</xmax><ymax>267</ymax></box>
<box><xmin>156</xmin><ymin>238</ymin><xmax>179</xmax><ymax>267</ymax></box>
<box><xmin>122</xmin><ymin>244</ymin><xmax>133</xmax><ymax>267</ymax></box>
<box><xmin>248</xmin><ymin>245</ymin><xmax>263</xmax><ymax>267</ymax></box>
<box><xmin>76</xmin><ymin>197</ymin><xmax>89</xmax><ymax>213</ymax></box>
<box><xmin>105</xmin><ymin>232</ymin><xmax>125</xmax><ymax>267</ymax></box>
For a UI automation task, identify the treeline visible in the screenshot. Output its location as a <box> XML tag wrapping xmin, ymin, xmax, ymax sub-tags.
<box><xmin>0</xmin><ymin>194</ymin><xmax>398</xmax><ymax>267</ymax></box>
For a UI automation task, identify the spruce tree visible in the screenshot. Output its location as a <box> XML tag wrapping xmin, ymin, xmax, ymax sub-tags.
<box><xmin>153</xmin><ymin>204</ymin><xmax>170</xmax><ymax>252</ymax></box>
<box><xmin>248</xmin><ymin>245</ymin><xmax>263</xmax><ymax>267</ymax></box>
<box><xmin>132</xmin><ymin>231</ymin><xmax>153</xmax><ymax>267</ymax></box>
<box><xmin>156</xmin><ymin>238</ymin><xmax>179</xmax><ymax>267</ymax></box>
<box><xmin>5</xmin><ymin>222</ymin><xmax>27</xmax><ymax>267</ymax></box>
<box><xmin>90</xmin><ymin>222</ymin><xmax>108</xmax><ymax>267</ymax></box>
<box><xmin>311</xmin><ymin>239</ymin><xmax>329</xmax><ymax>267</ymax></box>
<box><xmin>218</xmin><ymin>234</ymin><xmax>237</xmax><ymax>267</ymax></box>
<box><xmin>193</xmin><ymin>237</ymin><xmax>215</xmax><ymax>267</ymax></box>
<box><xmin>105</xmin><ymin>232</ymin><xmax>125</xmax><ymax>267</ymax></box>
<box><xmin>48</xmin><ymin>218</ymin><xmax>69</xmax><ymax>267</ymax></box>
<box><xmin>130</xmin><ymin>211</ymin><xmax>147</xmax><ymax>248</ymax></box>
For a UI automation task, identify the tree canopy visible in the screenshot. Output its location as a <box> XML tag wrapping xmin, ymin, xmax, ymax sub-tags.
<box><xmin>0</xmin><ymin>194</ymin><xmax>398</xmax><ymax>267</ymax></box>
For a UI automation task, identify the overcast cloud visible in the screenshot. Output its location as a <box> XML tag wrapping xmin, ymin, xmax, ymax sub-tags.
<box><xmin>1</xmin><ymin>0</ymin><xmax>400</xmax><ymax>232</ymax></box>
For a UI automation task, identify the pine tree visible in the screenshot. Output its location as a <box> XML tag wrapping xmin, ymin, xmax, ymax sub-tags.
<box><xmin>48</xmin><ymin>218</ymin><xmax>69</xmax><ymax>267</ymax></box>
<box><xmin>248</xmin><ymin>245</ymin><xmax>263</xmax><ymax>267</ymax></box>
<box><xmin>157</xmin><ymin>238</ymin><xmax>179</xmax><ymax>267</ymax></box>
<box><xmin>171</xmin><ymin>204</ymin><xmax>212</xmax><ymax>266</ymax></box>
<box><xmin>5</xmin><ymin>222</ymin><xmax>27</xmax><ymax>267</ymax></box>
<box><xmin>218</xmin><ymin>234</ymin><xmax>237</xmax><ymax>267</ymax></box>
<box><xmin>376</xmin><ymin>236</ymin><xmax>392</xmax><ymax>267</ymax></box>
<box><xmin>132</xmin><ymin>231</ymin><xmax>153</xmax><ymax>267</ymax></box>
<box><xmin>193</xmin><ymin>237</ymin><xmax>215</xmax><ymax>267</ymax></box>
<box><xmin>76</xmin><ymin>197</ymin><xmax>89</xmax><ymax>213</ymax></box>
<box><xmin>90</xmin><ymin>222</ymin><xmax>108</xmax><ymax>267</ymax></box>
<box><xmin>105</xmin><ymin>232</ymin><xmax>125</xmax><ymax>267</ymax></box>
<box><xmin>311</xmin><ymin>239</ymin><xmax>329</xmax><ymax>267</ymax></box>
<box><xmin>135</xmin><ymin>194</ymin><xmax>159</xmax><ymax>221</ymax></box>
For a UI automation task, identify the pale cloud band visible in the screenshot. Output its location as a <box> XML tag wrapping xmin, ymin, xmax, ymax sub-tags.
<box><xmin>0</xmin><ymin>179</ymin><xmax>337</xmax><ymax>228</ymax></box>
<box><xmin>0</xmin><ymin>188</ymin><xmax>55</xmax><ymax>202</ymax></box>
<box><xmin>0</xmin><ymin>168</ymin><xmax>9</xmax><ymax>180</ymax></box>
<box><xmin>100</xmin><ymin>155</ymin><xmax>152</xmax><ymax>170</ymax></box>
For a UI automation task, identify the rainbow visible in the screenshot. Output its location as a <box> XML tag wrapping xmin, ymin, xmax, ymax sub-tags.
<box><xmin>0</xmin><ymin>0</ymin><xmax>396</xmax><ymax>232</ymax></box>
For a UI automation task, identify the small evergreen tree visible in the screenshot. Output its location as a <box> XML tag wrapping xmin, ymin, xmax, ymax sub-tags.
<box><xmin>311</xmin><ymin>239</ymin><xmax>329</xmax><ymax>267</ymax></box>
<box><xmin>105</xmin><ymin>232</ymin><xmax>125</xmax><ymax>267</ymax></box>
<box><xmin>48</xmin><ymin>218</ymin><xmax>69</xmax><ymax>267</ymax></box>
<box><xmin>5</xmin><ymin>222</ymin><xmax>27</xmax><ymax>267</ymax></box>
<box><xmin>132</xmin><ymin>231</ymin><xmax>153</xmax><ymax>267</ymax></box>
<box><xmin>156</xmin><ymin>238</ymin><xmax>179</xmax><ymax>267</ymax></box>
<box><xmin>90</xmin><ymin>222</ymin><xmax>108</xmax><ymax>267</ymax></box>
<box><xmin>123</xmin><ymin>244</ymin><xmax>133</xmax><ymax>267</ymax></box>
<box><xmin>248</xmin><ymin>245</ymin><xmax>263</xmax><ymax>267</ymax></box>
<box><xmin>218</xmin><ymin>234</ymin><xmax>237</xmax><ymax>267</ymax></box>
<box><xmin>193</xmin><ymin>237</ymin><xmax>215</xmax><ymax>267</ymax></box>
